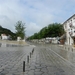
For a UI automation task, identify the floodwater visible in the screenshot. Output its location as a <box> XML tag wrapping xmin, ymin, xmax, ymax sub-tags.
<box><xmin>0</xmin><ymin>42</ymin><xmax>75</xmax><ymax>75</ymax></box>
<box><xmin>50</xmin><ymin>45</ymin><xmax>75</xmax><ymax>65</ymax></box>
<box><xmin>60</xmin><ymin>49</ymin><xmax>75</xmax><ymax>65</ymax></box>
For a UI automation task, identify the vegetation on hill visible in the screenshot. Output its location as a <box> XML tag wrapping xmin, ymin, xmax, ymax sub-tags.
<box><xmin>0</xmin><ymin>26</ymin><xmax>16</xmax><ymax>40</ymax></box>
<box><xmin>27</xmin><ymin>23</ymin><xmax>65</xmax><ymax>40</ymax></box>
<box><xmin>0</xmin><ymin>21</ymin><xmax>26</xmax><ymax>40</ymax></box>
<box><xmin>0</xmin><ymin>22</ymin><xmax>64</xmax><ymax>40</ymax></box>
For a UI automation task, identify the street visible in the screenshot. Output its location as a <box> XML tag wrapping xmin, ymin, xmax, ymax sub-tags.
<box><xmin>0</xmin><ymin>44</ymin><xmax>75</xmax><ymax>75</ymax></box>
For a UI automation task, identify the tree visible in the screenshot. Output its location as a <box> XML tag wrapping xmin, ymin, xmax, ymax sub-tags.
<box><xmin>28</xmin><ymin>23</ymin><xmax>65</xmax><ymax>40</ymax></box>
<box><xmin>47</xmin><ymin>23</ymin><xmax>65</xmax><ymax>37</ymax></box>
<box><xmin>15</xmin><ymin>21</ymin><xmax>26</xmax><ymax>39</ymax></box>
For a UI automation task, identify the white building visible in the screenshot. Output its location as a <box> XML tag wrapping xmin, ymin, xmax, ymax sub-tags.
<box><xmin>1</xmin><ymin>34</ymin><xmax>8</xmax><ymax>40</ymax></box>
<box><xmin>63</xmin><ymin>14</ymin><xmax>75</xmax><ymax>45</ymax></box>
<box><xmin>17</xmin><ymin>37</ymin><xmax>21</xmax><ymax>41</ymax></box>
<box><xmin>45</xmin><ymin>37</ymin><xmax>58</xmax><ymax>44</ymax></box>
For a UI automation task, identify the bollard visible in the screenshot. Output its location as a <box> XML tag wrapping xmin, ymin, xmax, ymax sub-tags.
<box><xmin>23</xmin><ymin>61</ymin><xmax>25</xmax><ymax>72</ymax></box>
<box><xmin>32</xmin><ymin>48</ymin><xmax>34</xmax><ymax>54</ymax></box>
<box><xmin>27</xmin><ymin>56</ymin><xmax>29</xmax><ymax>63</ymax></box>
<box><xmin>30</xmin><ymin>52</ymin><xmax>31</xmax><ymax>58</ymax></box>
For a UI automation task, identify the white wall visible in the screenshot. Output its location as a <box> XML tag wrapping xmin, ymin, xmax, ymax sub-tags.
<box><xmin>63</xmin><ymin>15</ymin><xmax>75</xmax><ymax>45</ymax></box>
<box><xmin>2</xmin><ymin>35</ymin><xmax>8</xmax><ymax>40</ymax></box>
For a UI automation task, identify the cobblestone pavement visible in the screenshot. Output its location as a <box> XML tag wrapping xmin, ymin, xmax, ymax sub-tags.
<box><xmin>0</xmin><ymin>46</ymin><xmax>34</xmax><ymax>75</ymax></box>
<box><xmin>24</xmin><ymin>46</ymin><xmax>75</xmax><ymax>75</ymax></box>
<box><xmin>0</xmin><ymin>45</ymin><xmax>75</xmax><ymax>75</ymax></box>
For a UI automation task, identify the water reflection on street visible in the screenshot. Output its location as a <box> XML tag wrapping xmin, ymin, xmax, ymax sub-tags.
<box><xmin>62</xmin><ymin>50</ymin><xmax>75</xmax><ymax>65</ymax></box>
<box><xmin>50</xmin><ymin>45</ymin><xmax>75</xmax><ymax>66</ymax></box>
<box><xmin>0</xmin><ymin>43</ymin><xmax>75</xmax><ymax>75</ymax></box>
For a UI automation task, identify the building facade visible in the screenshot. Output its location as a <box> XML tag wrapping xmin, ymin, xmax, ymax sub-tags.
<box><xmin>63</xmin><ymin>14</ymin><xmax>75</xmax><ymax>45</ymax></box>
<box><xmin>1</xmin><ymin>34</ymin><xmax>8</xmax><ymax>40</ymax></box>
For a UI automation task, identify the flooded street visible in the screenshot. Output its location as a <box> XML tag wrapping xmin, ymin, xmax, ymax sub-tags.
<box><xmin>50</xmin><ymin>45</ymin><xmax>75</xmax><ymax>65</ymax></box>
<box><xmin>0</xmin><ymin>43</ymin><xmax>75</xmax><ymax>75</ymax></box>
<box><xmin>0</xmin><ymin>44</ymin><xmax>34</xmax><ymax>75</ymax></box>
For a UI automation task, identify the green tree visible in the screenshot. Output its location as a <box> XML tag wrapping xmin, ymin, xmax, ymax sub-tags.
<box><xmin>47</xmin><ymin>23</ymin><xmax>64</xmax><ymax>37</ymax></box>
<box><xmin>15</xmin><ymin>21</ymin><xmax>26</xmax><ymax>39</ymax></box>
<box><xmin>27</xmin><ymin>23</ymin><xmax>65</xmax><ymax>40</ymax></box>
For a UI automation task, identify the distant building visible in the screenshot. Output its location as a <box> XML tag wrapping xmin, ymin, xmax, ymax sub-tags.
<box><xmin>1</xmin><ymin>34</ymin><xmax>8</xmax><ymax>40</ymax></box>
<box><xmin>17</xmin><ymin>37</ymin><xmax>21</xmax><ymax>41</ymax></box>
<box><xmin>45</xmin><ymin>37</ymin><xmax>58</xmax><ymax>44</ymax></box>
<box><xmin>63</xmin><ymin>14</ymin><xmax>75</xmax><ymax>45</ymax></box>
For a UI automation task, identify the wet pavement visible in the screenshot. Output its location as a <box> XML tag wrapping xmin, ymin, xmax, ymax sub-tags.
<box><xmin>24</xmin><ymin>46</ymin><xmax>75</xmax><ymax>75</ymax></box>
<box><xmin>0</xmin><ymin>44</ymin><xmax>75</xmax><ymax>75</ymax></box>
<box><xmin>0</xmin><ymin>45</ymin><xmax>34</xmax><ymax>75</ymax></box>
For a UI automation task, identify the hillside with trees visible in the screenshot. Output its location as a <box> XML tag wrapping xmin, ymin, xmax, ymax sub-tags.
<box><xmin>27</xmin><ymin>23</ymin><xmax>65</xmax><ymax>40</ymax></box>
<box><xmin>0</xmin><ymin>21</ymin><xmax>26</xmax><ymax>40</ymax></box>
<box><xmin>0</xmin><ymin>26</ymin><xmax>16</xmax><ymax>40</ymax></box>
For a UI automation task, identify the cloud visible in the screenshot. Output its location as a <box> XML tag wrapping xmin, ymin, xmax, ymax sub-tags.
<box><xmin>0</xmin><ymin>0</ymin><xmax>25</xmax><ymax>31</ymax></box>
<box><xmin>0</xmin><ymin>0</ymin><xmax>75</xmax><ymax>36</ymax></box>
<box><xmin>26</xmin><ymin>22</ymin><xmax>41</xmax><ymax>36</ymax></box>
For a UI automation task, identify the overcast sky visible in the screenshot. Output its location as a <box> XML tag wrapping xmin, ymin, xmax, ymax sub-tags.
<box><xmin>0</xmin><ymin>0</ymin><xmax>75</xmax><ymax>36</ymax></box>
